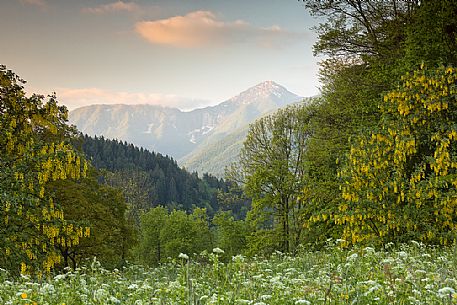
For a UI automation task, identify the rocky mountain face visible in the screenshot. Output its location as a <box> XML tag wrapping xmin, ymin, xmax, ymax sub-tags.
<box><xmin>69</xmin><ymin>81</ymin><xmax>303</xmax><ymax>176</ymax></box>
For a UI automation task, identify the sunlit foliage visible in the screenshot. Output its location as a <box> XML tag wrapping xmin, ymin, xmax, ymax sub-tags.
<box><xmin>0</xmin><ymin>65</ymin><xmax>87</xmax><ymax>275</ymax></box>
<box><xmin>337</xmin><ymin>65</ymin><xmax>457</xmax><ymax>246</ymax></box>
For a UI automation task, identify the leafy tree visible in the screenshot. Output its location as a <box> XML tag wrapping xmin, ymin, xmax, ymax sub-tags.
<box><xmin>160</xmin><ymin>208</ymin><xmax>212</xmax><ymax>259</ymax></box>
<box><xmin>302</xmin><ymin>62</ymin><xmax>384</xmax><ymax>246</ymax></box>
<box><xmin>402</xmin><ymin>0</ymin><xmax>457</xmax><ymax>68</ymax></box>
<box><xmin>0</xmin><ymin>65</ymin><xmax>87</xmax><ymax>275</ymax></box>
<box><xmin>301</xmin><ymin>0</ymin><xmax>457</xmax><ymax>247</ymax></box>
<box><xmin>338</xmin><ymin>66</ymin><xmax>457</xmax><ymax>246</ymax></box>
<box><xmin>136</xmin><ymin>207</ymin><xmax>212</xmax><ymax>265</ymax></box>
<box><xmin>135</xmin><ymin>206</ymin><xmax>167</xmax><ymax>266</ymax></box>
<box><xmin>232</xmin><ymin>103</ymin><xmax>314</xmax><ymax>253</ymax></box>
<box><xmin>48</xmin><ymin>170</ymin><xmax>135</xmax><ymax>269</ymax></box>
<box><xmin>212</xmin><ymin>211</ymin><xmax>247</xmax><ymax>259</ymax></box>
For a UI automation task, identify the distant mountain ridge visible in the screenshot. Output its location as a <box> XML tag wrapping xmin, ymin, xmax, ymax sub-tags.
<box><xmin>69</xmin><ymin>81</ymin><xmax>303</xmax><ymax>176</ymax></box>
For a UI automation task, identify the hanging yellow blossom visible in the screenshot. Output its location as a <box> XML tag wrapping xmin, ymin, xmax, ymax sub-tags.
<box><xmin>337</xmin><ymin>65</ymin><xmax>457</xmax><ymax>246</ymax></box>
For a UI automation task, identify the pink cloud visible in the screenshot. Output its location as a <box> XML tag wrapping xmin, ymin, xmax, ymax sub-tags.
<box><xmin>135</xmin><ymin>11</ymin><xmax>302</xmax><ymax>48</ymax></box>
<box><xmin>82</xmin><ymin>1</ymin><xmax>140</xmax><ymax>14</ymax></box>
<box><xmin>55</xmin><ymin>88</ymin><xmax>210</xmax><ymax>111</ymax></box>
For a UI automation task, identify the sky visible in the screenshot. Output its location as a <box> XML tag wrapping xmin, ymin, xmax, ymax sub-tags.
<box><xmin>1</xmin><ymin>0</ymin><xmax>321</xmax><ymax>111</ymax></box>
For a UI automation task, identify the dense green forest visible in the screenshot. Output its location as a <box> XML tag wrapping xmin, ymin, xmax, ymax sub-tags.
<box><xmin>1</xmin><ymin>0</ymin><xmax>457</xmax><ymax>281</ymax></box>
<box><xmin>78</xmin><ymin>135</ymin><xmax>249</xmax><ymax>222</ymax></box>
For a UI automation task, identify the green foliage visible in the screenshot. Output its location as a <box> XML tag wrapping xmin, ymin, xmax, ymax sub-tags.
<box><xmin>212</xmin><ymin>211</ymin><xmax>247</xmax><ymax>260</ymax></box>
<box><xmin>47</xmin><ymin>169</ymin><xmax>136</xmax><ymax>269</ymax></box>
<box><xmin>302</xmin><ymin>62</ymin><xmax>384</xmax><ymax>246</ymax></box>
<box><xmin>301</xmin><ymin>0</ymin><xmax>457</xmax><ymax>247</ymax></box>
<box><xmin>232</xmin><ymin>103</ymin><xmax>314</xmax><ymax>254</ymax></box>
<box><xmin>135</xmin><ymin>207</ymin><xmax>213</xmax><ymax>265</ymax></box>
<box><xmin>304</xmin><ymin>0</ymin><xmax>415</xmax><ymax>61</ymax></box>
<box><xmin>402</xmin><ymin>0</ymin><xmax>457</xmax><ymax>68</ymax></box>
<box><xmin>338</xmin><ymin>66</ymin><xmax>457</xmax><ymax>246</ymax></box>
<box><xmin>135</xmin><ymin>206</ymin><xmax>167</xmax><ymax>266</ymax></box>
<box><xmin>81</xmin><ymin>135</ymin><xmax>238</xmax><ymax>218</ymax></box>
<box><xmin>0</xmin><ymin>65</ymin><xmax>87</xmax><ymax>275</ymax></box>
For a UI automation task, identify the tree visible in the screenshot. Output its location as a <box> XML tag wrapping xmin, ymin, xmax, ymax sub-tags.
<box><xmin>338</xmin><ymin>66</ymin><xmax>457</xmax><ymax>246</ymax></box>
<box><xmin>48</xmin><ymin>169</ymin><xmax>135</xmax><ymax>269</ymax></box>
<box><xmin>212</xmin><ymin>211</ymin><xmax>247</xmax><ymax>259</ymax></box>
<box><xmin>233</xmin><ymin>103</ymin><xmax>314</xmax><ymax>253</ymax></box>
<box><xmin>0</xmin><ymin>65</ymin><xmax>87</xmax><ymax>275</ymax></box>
<box><xmin>136</xmin><ymin>206</ymin><xmax>168</xmax><ymax>266</ymax></box>
<box><xmin>136</xmin><ymin>207</ymin><xmax>212</xmax><ymax>265</ymax></box>
<box><xmin>301</xmin><ymin>0</ymin><xmax>457</xmax><ymax>247</ymax></box>
<box><xmin>303</xmin><ymin>0</ymin><xmax>417</xmax><ymax>59</ymax></box>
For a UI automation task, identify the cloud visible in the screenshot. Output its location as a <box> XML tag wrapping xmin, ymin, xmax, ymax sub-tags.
<box><xmin>56</xmin><ymin>88</ymin><xmax>210</xmax><ymax>111</ymax></box>
<box><xmin>82</xmin><ymin>1</ymin><xmax>140</xmax><ymax>14</ymax></box>
<box><xmin>135</xmin><ymin>11</ymin><xmax>303</xmax><ymax>48</ymax></box>
<box><xmin>19</xmin><ymin>0</ymin><xmax>47</xmax><ymax>10</ymax></box>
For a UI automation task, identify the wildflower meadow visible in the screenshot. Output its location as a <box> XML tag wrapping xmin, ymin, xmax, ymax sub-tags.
<box><xmin>1</xmin><ymin>242</ymin><xmax>457</xmax><ymax>304</ymax></box>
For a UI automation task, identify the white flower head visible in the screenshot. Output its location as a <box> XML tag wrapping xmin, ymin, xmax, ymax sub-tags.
<box><xmin>438</xmin><ymin>287</ymin><xmax>456</xmax><ymax>297</ymax></box>
<box><xmin>178</xmin><ymin>253</ymin><xmax>189</xmax><ymax>260</ymax></box>
<box><xmin>213</xmin><ymin>247</ymin><xmax>224</xmax><ymax>254</ymax></box>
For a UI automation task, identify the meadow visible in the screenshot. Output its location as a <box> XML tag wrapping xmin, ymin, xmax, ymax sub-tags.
<box><xmin>1</xmin><ymin>242</ymin><xmax>457</xmax><ymax>305</ymax></box>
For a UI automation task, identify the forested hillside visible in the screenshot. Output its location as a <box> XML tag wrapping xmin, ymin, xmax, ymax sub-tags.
<box><xmin>78</xmin><ymin>135</ymin><xmax>248</xmax><ymax>221</ymax></box>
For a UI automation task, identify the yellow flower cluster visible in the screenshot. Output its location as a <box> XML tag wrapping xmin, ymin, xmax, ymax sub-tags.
<box><xmin>337</xmin><ymin>65</ymin><xmax>457</xmax><ymax>246</ymax></box>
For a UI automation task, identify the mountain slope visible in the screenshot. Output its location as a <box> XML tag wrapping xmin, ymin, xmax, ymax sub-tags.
<box><xmin>69</xmin><ymin>81</ymin><xmax>302</xmax><ymax>171</ymax></box>
<box><xmin>79</xmin><ymin>135</ymin><xmax>232</xmax><ymax>216</ymax></box>
<box><xmin>180</xmin><ymin>126</ymin><xmax>249</xmax><ymax>177</ymax></box>
<box><xmin>180</xmin><ymin>97</ymin><xmax>316</xmax><ymax>177</ymax></box>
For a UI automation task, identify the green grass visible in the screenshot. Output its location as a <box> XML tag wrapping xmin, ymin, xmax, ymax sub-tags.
<box><xmin>1</xmin><ymin>242</ymin><xmax>457</xmax><ymax>304</ymax></box>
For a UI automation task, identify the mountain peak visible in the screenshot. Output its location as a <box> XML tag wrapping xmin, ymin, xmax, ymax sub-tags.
<box><xmin>254</xmin><ymin>80</ymin><xmax>282</xmax><ymax>88</ymax></box>
<box><xmin>223</xmin><ymin>80</ymin><xmax>298</xmax><ymax>107</ymax></box>
<box><xmin>249</xmin><ymin>80</ymin><xmax>285</xmax><ymax>93</ymax></box>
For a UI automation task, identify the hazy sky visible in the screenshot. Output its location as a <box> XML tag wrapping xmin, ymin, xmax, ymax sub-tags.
<box><xmin>1</xmin><ymin>0</ymin><xmax>321</xmax><ymax>110</ymax></box>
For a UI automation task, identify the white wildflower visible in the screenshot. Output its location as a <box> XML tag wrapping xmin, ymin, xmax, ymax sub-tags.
<box><xmin>363</xmin><ymin>247</ymin><xmax>375</xmax><ymax>254</ymax></box>
<box><xmin>236</xmin><ymin>300</ymin><xmax>252</xmax><ymax>304</ymax></box>
<box><xmin>438</xmin><ymin>287</ymin><xmax>456</xmax><ymax>297</ymax></box>
<box><xmin>410</xmin><ymin>240</ymin><xmax>420</xmax><ymax>247</ymax></box>
<box><xmin>295</xmin><ymin>299</ymin><xmax>311</xmax><ymax>305</ymax></box>
<box><xmin>347</xmin><ymin>253</ymin><xmax>358</xmax><ymax>261</ymax></box>
<box><xmin>40</xmin><ymin>283</ymin><xmax>55</xmax><ymax>294</ymax></box>
<box><xmin>232</xmin><ymin>254</ymin><xmax>245</xmax><ymax>263</ymax></box>
<box><xmin>54</xmin><ymin>274</ymin><xmax>66</xmax><ymax>281</ymax></box>
<box><xmin>93</xmin><ymin>288</ymin><xmax>108</xmax><ymax>301</ymax></box>
<box><xmin>397</xmin><ymin>251</ymin><xmax>408</xmax><ymax>258</ymax></box>
<box><xmin>178</xmin><ymin>253</ymin><xmax>189</xmax><ymax>260</ymax></box>
<box><xmin>213</xmin><ymin>247</ymin><xmax>224</xmax><ymax>254</ymax></box>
